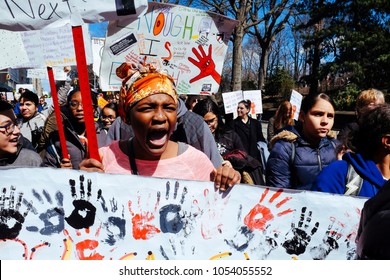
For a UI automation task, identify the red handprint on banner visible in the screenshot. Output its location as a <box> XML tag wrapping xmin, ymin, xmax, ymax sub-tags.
<box><xmin>244</xmin><ymin>188</ymin><xmax>293</xmax><ymax>231</ymax></box>
<box><xmin>128</xmin><ymin>192</ymin><xmax>161</xmax><ymax>240</ymax></box>
<box><xmin>188</xmin><ymin>44</ymin><xmax>221</xmax><ymax>84</ymax></box>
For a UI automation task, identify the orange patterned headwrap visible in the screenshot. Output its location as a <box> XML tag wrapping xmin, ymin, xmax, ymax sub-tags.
<box><xmin>116</xmin><ymin>60</ymin><xmax>178</xmax><ymax>123</ymax></box>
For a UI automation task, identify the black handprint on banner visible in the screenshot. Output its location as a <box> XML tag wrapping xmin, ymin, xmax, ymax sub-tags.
<box><xmin>310</xmin><ymin>217</ymin><xmax>343</xmax><ymax>260</ymax></box>
<box><xmin>65</xmin><ymin>175</ymin><xmax>101</xmax><ymax>230</ymax></box>
<box><xmin>225</xmin><ymin>204</ymin><xmax>280</xmax><ymax>260</ymax></box>
<box><xmin>101</xmin><ymin>197</ymin><xmax>126</xmax><ymax>246</ymax></box>
<box><xmin>25</xmin><ymin>189</ymin><xmax>64</xmax><ymax>235</ymax></box>
<box><xmin>282</xmin><ymin>207</ymin><xmax>319</xmax><ymax>255</ymax></box>
<box><xmin>158</xmin><ymin>181</ymin><xmax>202</xmax><ymax>259</ymax></box>
<box><xmin>225</xmin><ymin>205</ymin><xmax>255</xmax><ymax>252</ymax></box>
<box><xmin>159</xmin><ymin>181</ymin><xmax>194</xmax><ymax>234</ymax></box>
<box><xmin>0</xmin><ymin>186</ymin><xmax>32</xmax><ymax>239</ymax></box>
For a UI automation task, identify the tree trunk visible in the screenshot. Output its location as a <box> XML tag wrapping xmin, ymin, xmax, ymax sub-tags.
<box><xmin>231</xmin><ymin>29</ymin><xmax>244</xmax><ymax>91</ymax></box>
<box><xmin>258</xmin><ymin>47</ymin><xmax>269</xmax><ymax>90</ymax></box>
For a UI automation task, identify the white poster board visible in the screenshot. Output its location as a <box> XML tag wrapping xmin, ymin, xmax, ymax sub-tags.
<box><xmin>27</xmin><ymin>68</ymin><xmax>68</xmax><ymax>81</ymax></box>
<box><xmin>0</xmin><ymin>30</ymin><xmax>29</xmax><ymax>69</ymax></box>
<box><xmin>6</xmin><ymin>92</ymin><xmax>14</xmax><ymax>101</ymax></box>
<box><xmin>243</xmin><ymin>90</ymin><xmax>263</xmax><ymax>115</ymax></box>
<box><xmin>221</xmin><ymin>91</ymin><xmax>244</xmax><ymax>115</ymax></box>
<box><xmin>15</xmin><ymin>84</ymin><xmax>35</xmax><ymax>93</ymax></box>
<box><xmin>15</xmin><ymin>24</ymin><xmax>92</xmax><ymax>68</ymax></box>
<box><xmin>99</xmin><ymin>2</ymin><xmax>238</xmax><ymax>93</ymax></box>
<box><xmin>91</xmin><ymin>37</ymin><xmax>106</xmax><ymax>77</ymax></box>
<box><xmin>0</xmin><ymin>167</ymin><xmax>366</xmax><ymax>260</ymax></box>
<box><xmin>222</xmin><ymin>90</ymin><xmax>263</xmax><ymax>118</ymax></box>
<box><xmin>290</xmin><ymin>90</ymin><xmax>303</xmax><ymax>121</ymax></box>
<box><xmin>0</xmin><ymin>0</ymin><xmax>148</xmax><ymax>31</ymax></box>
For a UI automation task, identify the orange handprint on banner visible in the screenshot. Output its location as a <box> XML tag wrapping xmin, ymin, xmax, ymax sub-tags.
<box><xmin>128</xmin><ymin>192</ymin><xmax>161</xmax><ymax>240</ymax></box>
<box><xmin>244</xmin><ymin>188</ymin><xmax>293</xmax><ymax>231</ymax></box>
<box><xmin>63</xmin><ymin>228</ymin><xmax>105</xmax><ymax>260</ymax></box>
<box><xmin>188</xmin><ymin>44</ymin><xmax>221</xmax><ymax>84</ymax></box>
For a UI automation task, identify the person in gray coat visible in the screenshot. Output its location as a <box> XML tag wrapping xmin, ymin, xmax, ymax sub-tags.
<box><xmin>0</xmin><ymin>101</ymin><xmax>42</xmax><ymax>168</ymax></box>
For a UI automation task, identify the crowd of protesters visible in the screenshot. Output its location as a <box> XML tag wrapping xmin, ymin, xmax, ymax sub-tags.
<box><xmin>1</xmin><ymin>64</ymin><xmax>389</xmax><ymax>259</ymax></box>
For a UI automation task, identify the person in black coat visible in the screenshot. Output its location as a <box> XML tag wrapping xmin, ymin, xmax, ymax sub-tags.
<box><xmin>193</xmin><ymin>98</ymin><xmax>265</xmax><ymax>185</ymax></box>
<box><xmin>356</xmin><ymin>179</ymin><xmax>390</xmax><ymax>259</ymax></box>
<box><xmin>233</xmin><ymin>99</ymin><xmax>266</xmax><ymax>164</ymax></box>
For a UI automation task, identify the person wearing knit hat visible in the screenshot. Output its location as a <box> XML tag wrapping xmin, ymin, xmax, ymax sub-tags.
<box><xmin>80</xmin><ymin>60</ymin><xmax>241</xmax><ymax>191</ymax></box>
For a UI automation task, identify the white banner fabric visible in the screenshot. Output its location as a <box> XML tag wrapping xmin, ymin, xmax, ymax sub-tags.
<box><xmin>0</xmin><ymin>167</ymin><xmax>366</xmax><ymax>260</ymax></box>
<box><xmin>0</xmin><ymin>0</ymin><xmax>148</xmax><ymax>31</ymax></box>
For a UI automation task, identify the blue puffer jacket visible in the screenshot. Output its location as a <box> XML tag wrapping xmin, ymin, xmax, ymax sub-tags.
<box><xmin>266</xmin><ymin>126</ymin><xmax>339</xmax><ymax>190</ymax></box>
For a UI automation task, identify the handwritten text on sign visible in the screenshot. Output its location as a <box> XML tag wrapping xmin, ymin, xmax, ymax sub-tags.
<box><xmin>99</xmin><ymin>2</ymin><xmax>238</xmax><ymax>94</ymax></box>
<box><xmin>0</xmin><ymin>0</ymin><xmax>148</xmax><ymax>31</ymax></box>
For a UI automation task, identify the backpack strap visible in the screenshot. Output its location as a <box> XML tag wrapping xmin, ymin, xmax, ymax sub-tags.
<box><xmin>344</xmin><ymin>163</ymin><xmax>364</xmax><ymax>196</ymax></box>
<box><xmin>290</xmin><ymin>141</ymin><xmax>296</xmax><ymax>165</ymax></box>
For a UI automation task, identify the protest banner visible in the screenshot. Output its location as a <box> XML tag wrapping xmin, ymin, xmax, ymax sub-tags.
<box><xmin>290</xmin><ymin>90</ymin><xmax>303</xmax><ymax>121</ymax></box>
<box><xmin>99</xmin><ymin>2</ymin><xmax>239</xmax><ymax>94</ymax></box>
<box><xmin>0</xmin><ymin>0</ymin><xmax>148</xmax><ymax>31</ymax></box>
<box><xmin>0</xmin><ymin>167</ymin><xmax>366</xmax><ymax>260</ymax></box>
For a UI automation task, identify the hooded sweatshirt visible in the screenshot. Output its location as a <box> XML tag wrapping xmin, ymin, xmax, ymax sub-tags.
<box><xmin>312</xmin><ymin>152</ymin><xmax>386</xmax><ymax>198</ymax></box>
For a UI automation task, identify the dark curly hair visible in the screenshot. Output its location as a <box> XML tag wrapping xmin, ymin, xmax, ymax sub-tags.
<box><xmin>349</xmin><ymin>104</ymin><xmax>390</xmax><ymax>157</ymax></box>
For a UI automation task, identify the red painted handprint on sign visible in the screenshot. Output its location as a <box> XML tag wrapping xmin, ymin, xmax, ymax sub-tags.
<box><xmin>128</xmin><ymin>192</ymin><xmax>161</xmax><ymax>240</ymax></box>
<box><xmin>244</xmin><ymin>188</ymin><xmax>293</xmax><ymax>231</ymax></box>
<box><xmin>188</xmin><ymin>44</ymin><xmax>221</xmax><ymax>84</ymax></box>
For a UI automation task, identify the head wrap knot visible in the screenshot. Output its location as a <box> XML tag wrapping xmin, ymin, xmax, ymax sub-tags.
<box><xmin>116</xmin><ymin>60</ymin><xmax>178</xmax><ymax>123</ymax></box>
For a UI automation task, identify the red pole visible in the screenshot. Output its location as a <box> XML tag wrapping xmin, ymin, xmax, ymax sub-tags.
<box><xmin>71</xmin><ymin>25</ymin><xmax>100</xmax><ymax>162</ymax></box>
<box><xmin>47</xmin><ymin>67</ymin><xmax>69</xmax><ymax>159</ymax></box>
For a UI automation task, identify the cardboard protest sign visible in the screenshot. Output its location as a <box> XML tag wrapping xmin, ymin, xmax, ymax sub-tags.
<box><xmin>0</xmin><ymin>0</ymin><xmax>148</xmax><ymax>31</ymax></box>
<box><xmin>222</xmin><ymin>90</ymin><xmax>263</xmax><ymax>118</ymax></box>
<box><xmin>222</xmin><ymin>91</ymin><xmax>246</xmax><ymax>115</ymax></box>
<box><xmin>0</xmin><ymin>30</ymin><xmax>29</xmax><ymax>69</ymax></box>
<box><xmin>0</xmin><ymin>167</ymin><xmax>365</xmax><ymax>260</ymax></box>
<box><xmin>99</xmin><ymin>2</ymin><xmax>238</xmax><ymax>94</ymax></box>
<box><xmin>14</xmin><ymin>24</ymin><xmax>92</xmax><ymax>69</ymax></box>
<box><xmin>27</xmin><ymin>68</ymin><xmax>69</xmax><ymax>81</ymax></box>
<box><xmin>290</xmin><ymin>90</ymin><xmax>303</xmax><ymax>121</ymax></box>
<box><xmin>15</xmin><ymin>84</ymin><xmax>35</xmax><ymax>93</ymax></box>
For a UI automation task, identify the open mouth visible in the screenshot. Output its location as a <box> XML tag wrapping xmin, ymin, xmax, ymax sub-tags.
<box><xmin>147</xmin><ymin>130</ymin><xmax>168</xmax><ymax>147</ymax></box>
<box><xmin>9</xmin><ymin>137</ymin><xmax>19</xmax><ymax>145</ymax></box>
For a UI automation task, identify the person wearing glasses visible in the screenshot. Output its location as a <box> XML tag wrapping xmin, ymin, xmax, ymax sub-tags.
<box><xmin>0</xmin><ymin>100</ymin><xmax>42</xmax><ymax>167</ymax></box>
<box><xmin>192</xmin><ymin>97</ymin><xmax>265</xmax><ymax>185</ymax></box>
<box><xmin>42</xmin><ymin>88</ymin><xmax>103</xmax><ymax>169</ymax></box>
<box><xmin>96</xmin><ymin>103</ymin><xmax>119</xmax><ymax>147</ymax></box>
